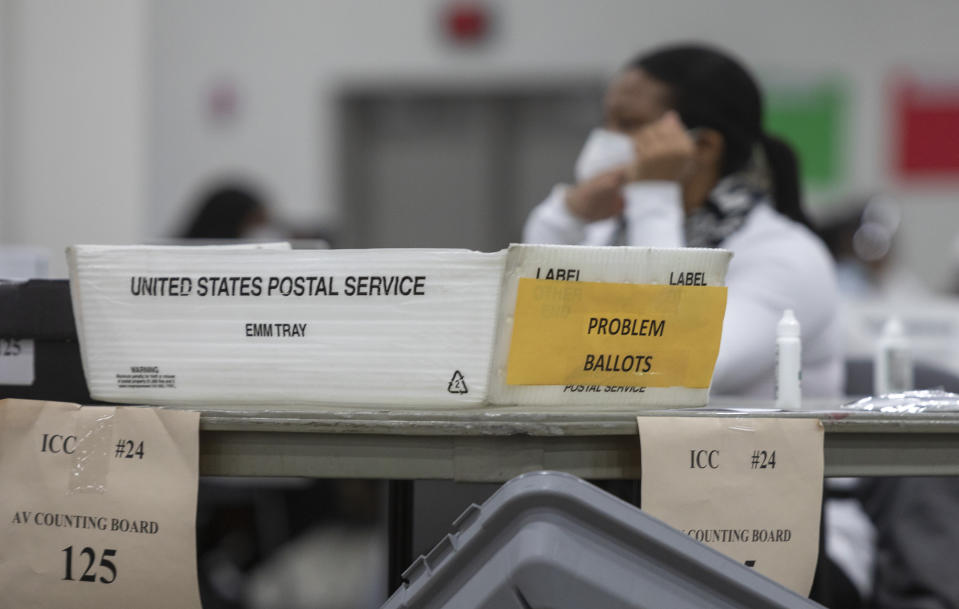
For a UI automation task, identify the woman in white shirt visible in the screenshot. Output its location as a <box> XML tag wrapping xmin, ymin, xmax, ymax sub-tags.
<box><xmin>524</xmin><ymin>44</ymin><xmax>843</xmax><ymax>399</ymax></box>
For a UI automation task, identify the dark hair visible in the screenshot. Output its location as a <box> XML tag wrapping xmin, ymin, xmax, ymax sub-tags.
<box><xmin>631</xmin><ymin>44</ymin><xmax>810</xmax><ymax>228</ymax></box>
<box><xmin>181</xmin><ymin>184</ymin><xmax>265</xmax><ymax>239</ymax></box>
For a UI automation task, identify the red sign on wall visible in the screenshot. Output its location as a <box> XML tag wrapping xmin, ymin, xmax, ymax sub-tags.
<box><xmin>894</xmin><ymin>76</ymin><xmax>959</xmax><ymax>178</ymax></box>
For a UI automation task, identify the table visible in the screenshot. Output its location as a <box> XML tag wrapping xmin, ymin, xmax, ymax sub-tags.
<box><xmin>198</xmin><ymin>403</ymin><xmax>959</xmax><ymax>480</ymax></box>
<box><xmin>195</xmin><ymin>400</ymin><xmax>959</xmax><ymax>591</ymax></box>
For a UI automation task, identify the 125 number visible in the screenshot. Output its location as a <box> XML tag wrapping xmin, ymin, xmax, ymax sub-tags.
<box><xmin>62</xmin><ymin>546</ymin><xmax>117</xmax><ymax>584</ymax></box>
<box><xmin>0</xmin><ymin>338</ymin><xmax>22</xmax><ymax>357</ymax></box>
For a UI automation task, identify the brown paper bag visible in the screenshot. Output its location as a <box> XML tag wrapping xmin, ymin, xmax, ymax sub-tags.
<box><xmin>0</xmin><ymin>399</ymin><xmax>202</xmax><ymax>608</ymax></box>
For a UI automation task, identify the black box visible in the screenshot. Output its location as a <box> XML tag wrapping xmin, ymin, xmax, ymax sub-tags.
<box><xmin>0</xmin><ymin>279</ymin><xmax>96</xmax><ymax>403</ymax></box>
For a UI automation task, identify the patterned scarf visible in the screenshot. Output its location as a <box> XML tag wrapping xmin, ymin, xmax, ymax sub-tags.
<box><xmin>684</xmin><ymin>145</ymin><xmax>772</xmax><ymax>248</ymax></box>
<box><xmin>683</xmin><ymin>178</ymin><xmax>764</xmax><ymax>248</ymax></box>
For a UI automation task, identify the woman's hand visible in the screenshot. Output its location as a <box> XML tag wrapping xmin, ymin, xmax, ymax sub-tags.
<box><xmin>564</xmin><ymin>168</ymin><xmax>627</xmax><ymax>221</ymax></box>
<box><xmin>629</xmin><ymin>111</ymin><xmax>696</xmax><ymax>182</ymax></box>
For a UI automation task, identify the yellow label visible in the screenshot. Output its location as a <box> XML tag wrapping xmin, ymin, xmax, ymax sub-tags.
<box><xmin>506</xmin><ymin>279</ymin><xmax>727</xmax><ymax>388</ymax></box>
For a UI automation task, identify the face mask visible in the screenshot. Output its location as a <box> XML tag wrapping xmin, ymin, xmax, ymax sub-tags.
<box><xmin>574</xmin><ymin>128</ymin><xmax>636</xmax><ymax>183</ymax></box>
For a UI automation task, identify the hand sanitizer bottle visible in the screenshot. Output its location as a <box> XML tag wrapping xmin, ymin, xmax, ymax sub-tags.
<box><xmin>776</xmin><ymin>309</ymin><xmax>802</xmax><ymax>410</ymax></box>
<box><xmin>874</xmin><ymin>317</ymin><xmax>913</xmax><ymax>396</ymax></box>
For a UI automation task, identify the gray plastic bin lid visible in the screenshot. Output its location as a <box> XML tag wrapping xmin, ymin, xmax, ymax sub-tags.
<box><xmin>383</xmin><ymin>471</ymin><xmax>824</xmax><ymax>609</ymax></box>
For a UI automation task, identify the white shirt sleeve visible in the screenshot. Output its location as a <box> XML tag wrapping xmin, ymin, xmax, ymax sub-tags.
<box><xmin>710</xmin><ymin>287</ymin><xmax>780</xmax><ymax>395</ymax></box>
<box><xmin>523</xmin><ymin>181</ymin><xmax>685</xmax><ymax>247</ymax></box>
<box><xmin>524</xmin><ymin>184</ymin><xmax>841</xmax><ymax>399</ymax></box>
<box><xmin>621</xmin><ymin>182</ymin><xmax>685</xmax><ymax>247</ymax></box>
<box><xmin>709</xmin><ymin>213</ymin><xmax>843</xmax><ymax>398</ymax></box>
<box><xmin>522</xmin><ymin>185</ymin><xmax>589</xmax><ymax>245</ymax></box>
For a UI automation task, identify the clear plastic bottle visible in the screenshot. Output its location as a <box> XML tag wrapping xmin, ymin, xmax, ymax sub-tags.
<box><xmin>874</xmin><ymin>317</ymin><xmax>913</xmax><ymax>396</ymax></box>
<box><xmin>775</xmin><ymin>309</ymin><xmax>802</xmax><ymax>410</ymax></box>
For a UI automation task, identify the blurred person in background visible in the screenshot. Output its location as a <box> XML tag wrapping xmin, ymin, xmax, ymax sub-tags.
<box><xmin>180</xmin><ymin>181</ymin><xmax>286</xmax><ymax>241</ymax></box>
<box><xmin>821</xmin><ymin>199</ymin><xmax>959</xmax><ymax>609</ymax></box>
<box><xmin>524</xmin><ymin>43</ymin><xmax>867</xmax><ymax>609</ymax></box>
<box><xmin>180</xmin><ymin>180</ymin><xmax>374</xmax><ymax>609</ymax></box>
<box><xmin>817</xmin><ymin>193</ymin><xmax>927</xmax><ymax>300</ymax></box>
<box><xmin>524</xmin><ymin>43</ymin><xmax>842</xmax><ymax>401</ymax></box>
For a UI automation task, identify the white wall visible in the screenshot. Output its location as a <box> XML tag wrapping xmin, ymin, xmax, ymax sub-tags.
<box><xmin>0</xmin><ymin>0</ymin><xmax>8</xmax><ymax>232</ymax></box>
<box><xmin>150</xmin><ymin>0</ymin><xmax>959</xmax><ymax>289</ymax></box>
<box><xmin>2</xmin><ymin>0</ymin><xmax>147</xmax><ymax>277</ymax></box>
<box><xmin>3</xmin><ymin>1</ymin><xmax>958</xmax><ymax>284</ymax></box>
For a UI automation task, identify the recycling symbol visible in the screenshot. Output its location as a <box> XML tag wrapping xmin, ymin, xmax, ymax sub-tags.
<box><xmin>447</xmin><ymin>370</ymin><xmax>468</xmax><ymax>394</ymax></box>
